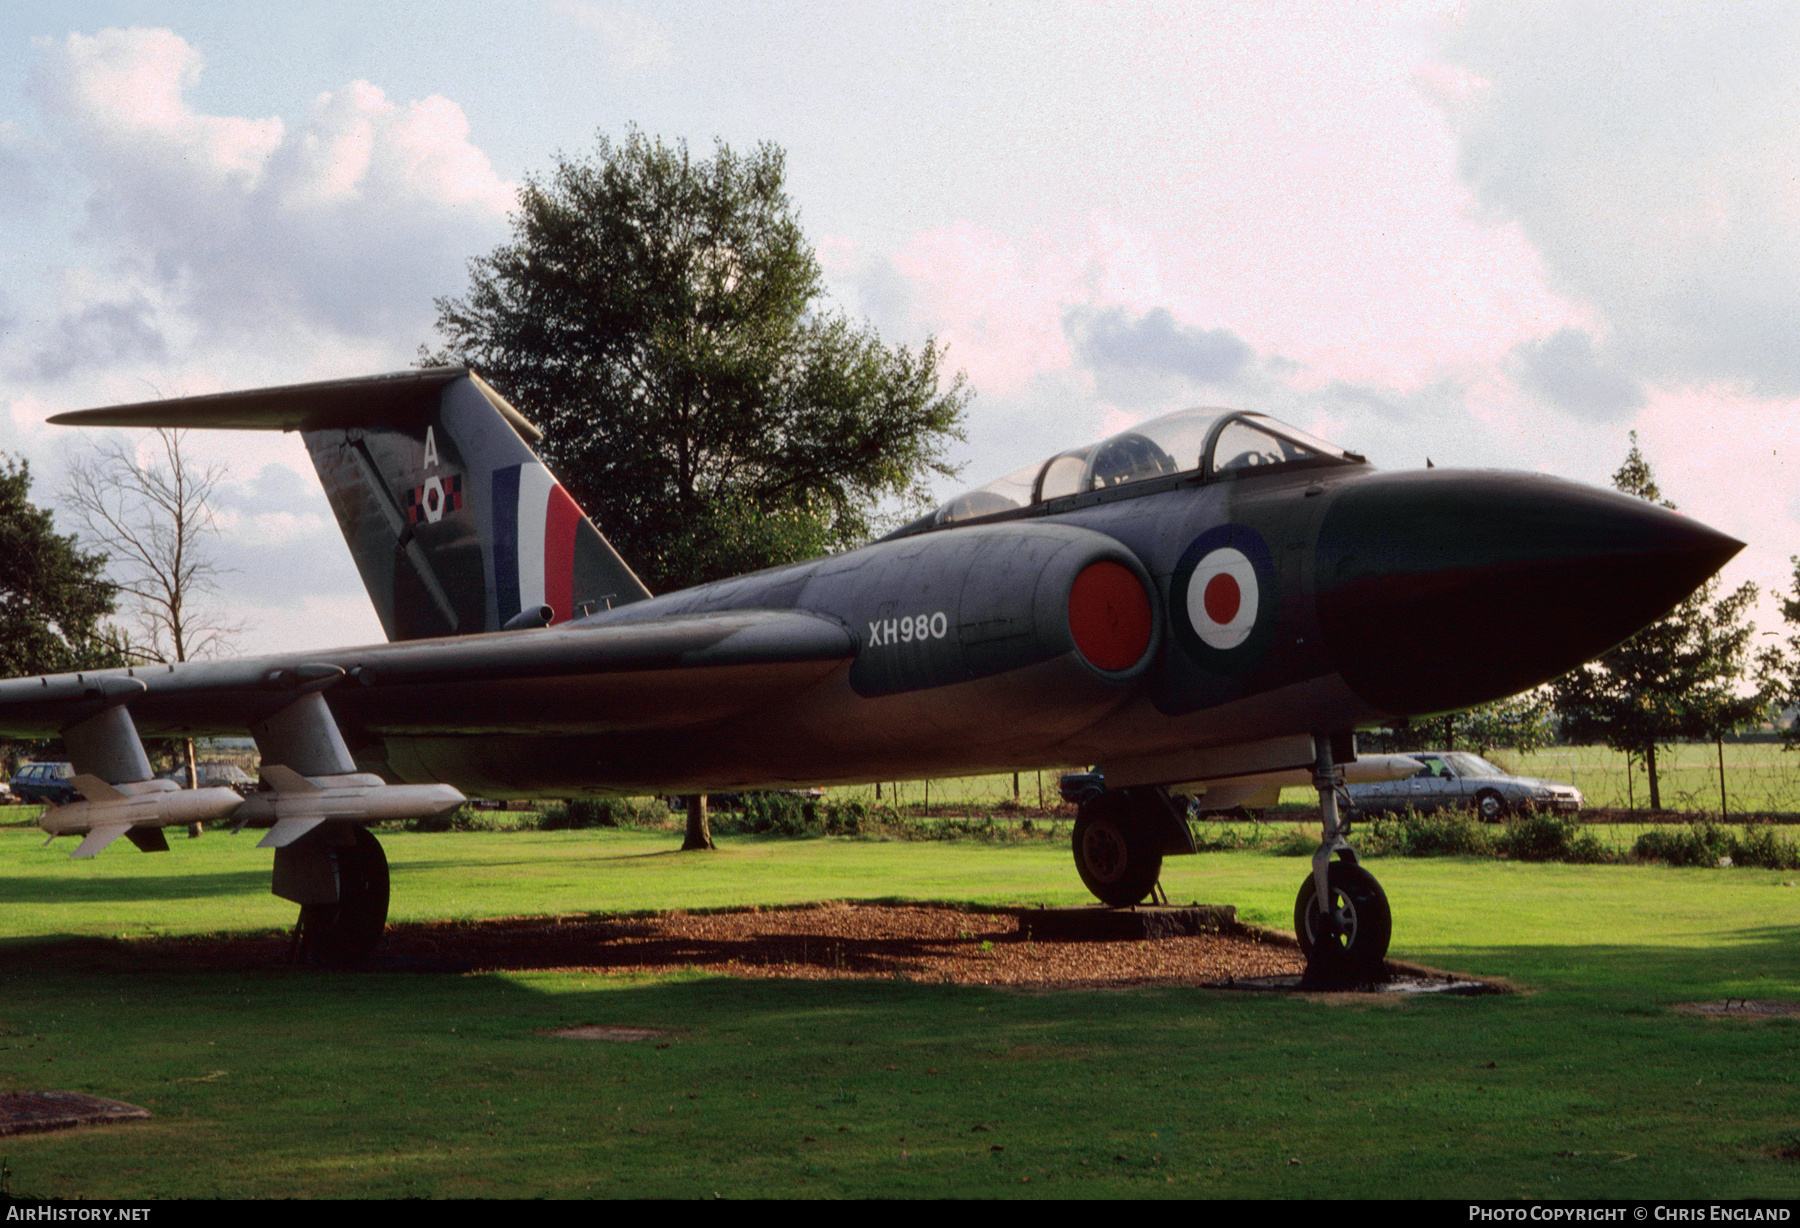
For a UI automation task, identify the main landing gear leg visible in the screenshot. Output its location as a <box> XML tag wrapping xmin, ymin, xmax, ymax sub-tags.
<box><xmin>1295</xmin><ymin>732</ymin><xmax>1390</xmax><ymax>986</ymax></box>
<box><xmin>275</xmin><ymin>824</ymin><xmax>390</xmax><ymax>967</ymax></box>
<box><xmin>1071</xmin><ymin>787</ymin><xmax>1192</xmax><ymax>907</ymax></box>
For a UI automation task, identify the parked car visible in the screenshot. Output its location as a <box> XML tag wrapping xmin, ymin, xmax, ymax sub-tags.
<box><xmin>157</xmin><ymin>762</ymin><xmax>258</xmax><ymax>797</ymax></box>
<box><xmin>9</xmin><ymin>761</ymin><xmax>80</xmax><ymax>805</ymax></box>
<box><xmin>1344</xmin><ymin>751</ymin><xmax>1582</xmax><ymax>821</ymax></box>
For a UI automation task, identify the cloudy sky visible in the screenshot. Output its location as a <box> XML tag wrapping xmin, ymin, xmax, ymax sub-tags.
<box><xmin>3</xmin><ymin>1</ymin><xmax>1798</xmax><ymax>656</ymax></box>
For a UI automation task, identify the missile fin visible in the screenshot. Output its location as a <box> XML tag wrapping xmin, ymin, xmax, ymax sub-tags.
<box><xmin>257</xmin><ymin>817</ymin><xmax>328</xmax><ymax>849</ymax></box>
<box><xmin>71</xmin><ymin>773</ymin><xmax>124</xmax><ymax>802</ymax></box>
<box><xmin>126</xmin><ymin>826</ymin><xmax>171</xmax><ymax>853</ymax></box>
<box><xmin>72</xmin><ymin>824</ymin><xmax>131</xmax><ymax>859</ymax></box>
<box><xmin>260</xmin><ymin>764</ymin><xmax>321</xmax><ymax>793</ymax></box>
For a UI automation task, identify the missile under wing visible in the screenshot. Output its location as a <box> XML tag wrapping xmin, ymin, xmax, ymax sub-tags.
<box><xmin>0</xmin><ymin>369</ymin><xmax>1740</xmax><ymax>974</ymax></box>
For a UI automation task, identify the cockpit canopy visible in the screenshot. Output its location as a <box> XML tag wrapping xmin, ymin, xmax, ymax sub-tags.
<box><xmin>930</xmin><ymin>408</ymin><xmax>1364</xmax><ymax>527</ymax></box>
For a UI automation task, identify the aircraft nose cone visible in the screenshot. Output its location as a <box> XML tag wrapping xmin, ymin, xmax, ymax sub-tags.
<box><xmin>1315</xmin><ymin>470</ymin><xmax>1743</xmax><ymax>716</ymax></box>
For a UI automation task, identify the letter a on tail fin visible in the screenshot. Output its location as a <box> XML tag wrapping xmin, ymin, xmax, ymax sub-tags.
<box><xmin>48</xmin><ymin>367</ymin><xmax>652</xmax><ymax>641</ymax></box>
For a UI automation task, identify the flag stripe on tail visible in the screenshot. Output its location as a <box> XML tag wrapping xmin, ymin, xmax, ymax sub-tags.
<box><xmin>492</xmin><ymin>463</ymin><xmax>583</xmax><ymax>626</ymax></box>
<box><xmin>493</xmin><ymin>464</ymin><xmax>522</xmax><ymax>624</ymax></box>
<box><xmin>544</xmin><ymin>484</ymin><xmax>580</xmax><ymax>622</ymax></box>
<box><xmin>516</xmin><ymin>463</ymin><xmax>552</xmax><ymax>621</ymax></box>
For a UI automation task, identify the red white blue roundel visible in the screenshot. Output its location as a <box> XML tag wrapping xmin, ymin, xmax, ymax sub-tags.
<box><xmin>1187</xmin><ymin>547</ymin><xmax>1258</xmax><ymax>649</ymax></box>
<box><xmin>1170</xmin><ymin>524</ymin><xmax>1276</xmax><ymax>673</ymax></box>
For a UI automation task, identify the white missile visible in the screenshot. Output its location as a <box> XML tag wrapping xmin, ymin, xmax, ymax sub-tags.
<box><xmin>40</xmin><ymin>776</ymin><xmax>247</xmax><ymax>858</ymax></box>
<box><xmin>237</xmin><ymin>765</ymin><xmax>465</xmax><ymax>847</ymax></box>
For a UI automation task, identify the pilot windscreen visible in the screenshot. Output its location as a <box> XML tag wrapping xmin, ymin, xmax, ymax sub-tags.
<box><xmin>1212</xmin><ymin>421</ymin><xmax>1317</xmax><ymax>472</ymax></box>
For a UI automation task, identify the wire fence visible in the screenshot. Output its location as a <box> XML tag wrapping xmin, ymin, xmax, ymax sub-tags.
<box><xmin>1453</xmin><ymin>743</ymin><xmax>1800</xmax><ymax>815</ymax></box>
<box><xmin>829</xmin><ymin>770</ymin><xmax>1086</xmax><ymax>811</ymax></box>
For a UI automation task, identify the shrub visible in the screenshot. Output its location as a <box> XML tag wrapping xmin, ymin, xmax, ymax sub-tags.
<box><xmin>1733</xmin><ymin>824</ymin><xmax>1800</xmax><ymax>870</ymax></box>
<box><xmin>1269</xmin><ymin>824</ymin><xmax>1318</xmax><ymax>857</ymax></box>
<box><xmin>1632</xmin><ymin>823</ymin><xmax>1729</xmax><ymax>867</ymax></box>
<box><xmin>1500</xmin><ymin>812</ymin><xmax>1610</xmax><ymax>863</ymax></box>
<box><xmin>406</xmin><ymin>803</ymin><xmax>556</xmax><ymax>833</ymax></box>
<box><xmin>1366</xmin><ymin>810</ymin><xmax>1495</xmax><ymax>858</ymax></box>
<box><xmin>406</xmin><ymin>804</ymin><xmax>496</xmax><ymax>833</ymax></box>
<box><xmin>1189</xmin><ymin>822</ymin><xmax>1254</xmax><ymax>852</ymax></box>
<box><xmin>538</xmin><ymin>796</ymin><xmax>672</xmax><ymax>830</ymax></box>
<box><xmin>1632</xmin><ymin>820</ymin><xmax>1800</xmax><ymax>870</ymax></box>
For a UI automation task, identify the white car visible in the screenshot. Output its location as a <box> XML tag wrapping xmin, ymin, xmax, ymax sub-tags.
<box><xmin>1344</xmin><ymin>751</ymin><xmax>1582</xmax><ymax>821</ymax></box>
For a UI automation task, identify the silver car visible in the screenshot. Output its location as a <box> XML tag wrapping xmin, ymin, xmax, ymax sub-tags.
<box><xmin>1344</xmin><ymin>751</ymin><xmax>1582</xmax><ymax>821</ymax></box>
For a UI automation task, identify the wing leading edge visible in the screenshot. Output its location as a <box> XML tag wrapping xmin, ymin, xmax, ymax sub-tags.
<box><xmin>0</xmin><ymin>609</ymin><xmax>858</xmax><ymax>741</ymax></box>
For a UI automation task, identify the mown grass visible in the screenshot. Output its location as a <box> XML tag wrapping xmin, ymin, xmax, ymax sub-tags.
<box><xmin>3</xmin><ymin>824</ymin><xmax>1800</xmax><ymax>1199</ymax></box>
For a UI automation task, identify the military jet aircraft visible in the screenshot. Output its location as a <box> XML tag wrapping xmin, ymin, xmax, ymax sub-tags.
<box><xmin>0</xmin><ymin>368</ymin><xmax>1740</xmax><ymax>974</ymax></box>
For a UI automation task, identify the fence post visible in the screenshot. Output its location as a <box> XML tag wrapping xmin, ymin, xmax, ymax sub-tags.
<box><xmin>1718</xmin><ymin>735</ymin><xmax>1727</xmax><ymax>819</ymax></box>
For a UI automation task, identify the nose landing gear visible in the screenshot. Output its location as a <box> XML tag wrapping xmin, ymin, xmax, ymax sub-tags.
<box><xmin>1301</xmin><ymin>732</ymin><xmax>1390</xmax><ymax>984</ymax></box>
<box><xmin>1294</xmin><ymin>860</ymin><xmax>1391</xmax><ymax>971</ymax></box>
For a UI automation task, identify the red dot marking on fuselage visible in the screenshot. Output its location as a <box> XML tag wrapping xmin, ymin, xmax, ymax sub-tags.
<box><xmin>1068</xmin><ymin>560</ymin><xmax>1152</xmax><ymax>672</ymax></box>
<box><xmin>1203</xmin><ymin>572</ymin><xmax>1241</xmax><ymax>626</ymax></box>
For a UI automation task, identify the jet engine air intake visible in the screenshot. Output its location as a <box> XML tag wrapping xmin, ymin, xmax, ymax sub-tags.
<box><xmin>1068</xmin><ymin>559</ymin><xmax>1154</xmax><ymax>673</ymax></box>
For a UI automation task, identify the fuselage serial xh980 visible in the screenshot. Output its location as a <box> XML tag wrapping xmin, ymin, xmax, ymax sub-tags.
<box><xmin>0</xmin><ymin>369</ymin><xmax>1739</xmax><ymax>973</ymax></box>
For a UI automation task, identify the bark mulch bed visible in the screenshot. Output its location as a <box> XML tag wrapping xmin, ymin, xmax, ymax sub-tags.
<box><xmin>43</xmin><ymin>903</ymin><xmax>1312</xmax><ymax>988</ymax></box>
<box><xmin>0</xmin><ymin>1090</ymin><xmax>152</xmax><ymax>1137</ymax></box>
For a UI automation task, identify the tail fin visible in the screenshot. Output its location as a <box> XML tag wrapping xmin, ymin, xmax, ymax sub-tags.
<box><xmin>50</xmin><ymin>368</ymin><xmax>651</xmax><ymax>641</ymax></box>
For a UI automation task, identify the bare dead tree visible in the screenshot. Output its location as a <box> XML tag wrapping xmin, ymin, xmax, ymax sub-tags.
<box><xmin>62</xmin><ymin>428</ymin><xmax>241</xmax><ymax>788</ymax></box>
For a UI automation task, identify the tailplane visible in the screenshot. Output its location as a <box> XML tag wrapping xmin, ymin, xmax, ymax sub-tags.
<box><xmin>50</xmin><ymin>368</ymin><xmax>651</xmax><ymax>641</ymax></box>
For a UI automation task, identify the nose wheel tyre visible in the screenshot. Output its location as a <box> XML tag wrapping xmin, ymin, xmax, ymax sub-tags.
<box><xmin>1294</xmin><ymin>862</ymin><xmax>1391</xmax><ymax>976</ymax></box>
<box><xmin>1072</xmin><ymin>796</ymin><xmax>1163</xmax><ymax>907</ymax></box>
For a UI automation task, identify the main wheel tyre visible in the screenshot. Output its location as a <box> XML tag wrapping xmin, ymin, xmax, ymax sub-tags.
<box><xmin>1072</xmin><ymin>797</ymin><xmax>1163</xmax><ymax>907</ymax></box>
<box><xmin>297</xmin><ymin>827</ymin><xmax>390</xmax><ymax>967</ymax></box>
<box><xmin>1476</xmin><ymin>789</ymin><xmax>1506</xmax><ymax>822</ymax></box>
<box><xmin>1294</xmin><ymin>862</ymin><xmax>1391</xmax><ymax>973</ymax></box>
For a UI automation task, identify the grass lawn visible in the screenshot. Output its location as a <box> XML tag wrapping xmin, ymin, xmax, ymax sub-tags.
<box><xmin>2</xmin><ymin>824</ymin><xmax>1799</xmax><ymax>1199</ymax></box>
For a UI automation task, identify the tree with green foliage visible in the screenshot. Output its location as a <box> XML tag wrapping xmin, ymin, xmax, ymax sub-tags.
<box><xmin>1755</xmin><ymin>555</ymin><xmax>1800</xmax><ymax>748</ymax></box>
<box><xmin>1375</xmin><ymin>690</ymin><xmax>1555</xmax><ymax>757</ymax></box>
<box><xmin>0</xmin><ymin>455</ymin><xmax>119</xmax><ymax>679</ymax></box>
<box><xmin>431</xmin><ymin>130</ymin><xmax>970</xmax><ymax>852</ymax></box>
<box><xmin>1454</xmin><ymin>689</ymin><xmax>1557</xmax><ymax>757</ymax></box>
<box><xmin>0</xmin><ymin>456</ymin><xmax>123</xmax><ymax>774</ymax></box>
<box><xmin>1552</xmin><ymin>434</ymin><xmax>1762</xmax><ymax>809</ymax></box>
<box><xmin>429</xmin><ymin>129</ymin><xmax>970</xmax><ymax>596</ymax></box>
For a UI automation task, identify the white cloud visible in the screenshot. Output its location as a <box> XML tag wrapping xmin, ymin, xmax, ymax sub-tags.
<box><xmin>24</xmin><ymin>27</ymin><xmax>516</xmax><ymax>358</ymax></box>
<box><xmin>1442</xmin><ymin>3</ymin><xmax>1800</xmax><ymax>394</ymax></box>
<box><xmin>1507</xmin><ymin>327</ymin><xmax>1645</xmax><ymax>422</ymax></box>
<box><xmin>25</xmin><ymin>293</ymin><xmax>166</xmax><ymax>380</ymax></box>
<box><xmin>1066</xmin><ymin>306</ymin><xmax>1256</xmax><ymax>401</ymax></box>
<box><xmin>552</xmin><ymin>2</ymin><xmax>675</xmax><ymax>72</ymax></box>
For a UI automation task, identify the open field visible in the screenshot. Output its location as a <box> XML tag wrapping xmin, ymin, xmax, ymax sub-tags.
<box><xmin>3</xmin><ymin>825</ymin><xmax>1800</xmax><ymax>1199</ymax></box>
